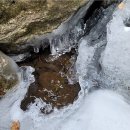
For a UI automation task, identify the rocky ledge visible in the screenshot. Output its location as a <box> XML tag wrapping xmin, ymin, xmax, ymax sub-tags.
<box><xmin>0</xmin><ymin>0</ymin><xmax>86</xmax><ymax>53</ymax></box>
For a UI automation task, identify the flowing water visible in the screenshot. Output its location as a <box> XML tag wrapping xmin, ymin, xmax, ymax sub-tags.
<box><xmin>18</xmin><ymin>49</ymin><xmax>80</xmax><ymax>113</ymax></box>
<box><xmin>1</xmin><ymin>0</ymin><xmax>130</xmax><ymax>130</ymax></box>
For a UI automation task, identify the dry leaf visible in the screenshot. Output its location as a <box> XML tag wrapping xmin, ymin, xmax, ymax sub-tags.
<box><xmin>118</xmin><ymin>2</ymin><xmax>125</xmax><ymax>9</ymax></box>
<box><xmin>11</xmin><ymin>121</ymin><xmax>20</xmax><ymax>130</ymax></box>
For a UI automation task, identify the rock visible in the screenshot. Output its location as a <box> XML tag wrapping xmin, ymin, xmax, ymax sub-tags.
<box><xmin>0</xmin><ymin>0</ymin><xmax>86</xmax><ymax>53</ymax></box>
<box><xmin>100</xmin><ymin>1</ymin><xmax>130</xmax><ymax>90</ymax></box>
<box><xmin>0</xmin><ymin>51</ymin><xmax>19</xmax><ymax>96</ymax></box>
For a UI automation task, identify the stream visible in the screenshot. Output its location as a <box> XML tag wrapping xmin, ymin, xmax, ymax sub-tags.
<box><xmin>1</xmin><ymin>0</ymin><xmax>130</xmax><ymax>130</ymax></box>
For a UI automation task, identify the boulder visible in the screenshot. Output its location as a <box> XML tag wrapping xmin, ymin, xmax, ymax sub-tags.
<box><xmin>0</xmin><ymin>0</ymin><xmax>86</xmax><ymax>53</ymax></box>
<box><xmin>0</xmin><ymin>51</ymin><xmax>19</xmax><ymax>96</ymax></box>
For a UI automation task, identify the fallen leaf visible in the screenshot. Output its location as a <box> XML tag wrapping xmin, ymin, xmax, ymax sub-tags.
<box><xmin>118</xmin><ymin>2</ymin><xmax>125</xmax><ymax>9</ymax></box>
<box><xmin>11</xmin><ymin>121</ymin><xmax>20</xmax><ymax>130</ymax></box>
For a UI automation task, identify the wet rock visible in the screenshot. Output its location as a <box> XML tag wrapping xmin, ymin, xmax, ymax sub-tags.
<box><xmin>0</xmin><ymin>0</ymin><xmax>86</xmax><ymax>53</ymax></box>
<box><xmin>0</xmin><ymin>51</ymin><xmax>19</xmax><ymax>96</ymax></box>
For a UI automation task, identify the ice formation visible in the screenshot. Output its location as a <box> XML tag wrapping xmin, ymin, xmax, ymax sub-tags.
<box><xmin>100</xmin><ymin>0</ymin><xmax>130</xmax><ymax>93</ymax></box>
<box><xmin>60</xmin><ymin>90</ymin><xmax>130</xmax><ymax>130</ymax></box>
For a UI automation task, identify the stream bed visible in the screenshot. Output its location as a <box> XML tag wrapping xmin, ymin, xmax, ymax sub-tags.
<box><xmin>18</xmin><ymin>49</ymin><xmax>80</xmax><ymax>114</ymax></box>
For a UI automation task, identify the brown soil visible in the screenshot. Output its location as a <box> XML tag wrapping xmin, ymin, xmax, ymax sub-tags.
<box><xmin>19</xmin><ymin>49</ymin><xmax>80</xmax><ymax>114</ymax></box>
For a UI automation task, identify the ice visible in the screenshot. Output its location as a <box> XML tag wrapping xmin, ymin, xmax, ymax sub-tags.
<box><xmin>76</xmin><ymin>39</ymin><xmax>97</xmax><ymax>89</ymax></box>
<box><xmin>18</xmin><ymin>86</ymin><xmax>85</xmax><ymax>130</ymax></box>
<box><xmin>100</xmin><ymin>1</ymin><xmax>130</xmax><ymax>91</ymax></box>
<box><xmin>0</xmin><ymin>62</ymin><xmax>85</xmax><ymax>130</ymax></box>
<box><xmin>49</xmin><ymin>26</ymin><xmax>84</xmax><ymax>56</ymax></box>
<box><xmin>124</xmin><ymin>26</ymin><xmax>130</xmax><ymax>32</ymax></box>
<box><xmin>11</xmin><ymin>90</ymin><xmax>130</xmax><ymax>130</ymax></box>
<box><xmin>47</xmin><ymin>0</ymin><xmax>95</xmax><ymax>56</ymax></box>
<box><xmin>76</xmin><ymin>1</ymin><xmax>130</xmax><ymax>95</ymax></box>
<box><xmin>76</xmin><ymin>3</ymin><xmax>115</xmax><ymax>90</ymax></box>
<box><xmin>10</xmin><ymin>53</ymin><xmax>31</xmax><ymax>62</ymax></box>
<box><xmin>60</xmin><ymin>90</ymin><xmax>130</xmax><ymax>130</ymax></box>
<box><xmin>34</xmin><ymin>47</ymin><xmax>39</xmax><ymax>53</ymax></box>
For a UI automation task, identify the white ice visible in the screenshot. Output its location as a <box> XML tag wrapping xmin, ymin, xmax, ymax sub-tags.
<box><xmin>60</xmin><ymin>90</ymin><xmax>130</xmax><ymax>130</ymax></box>
<box><xmin>100</xmin><ymin>1</ymin><xmax>130</xmax><ymax>90</ymax></box>
<box><xmin>0</xmin><ymin>66</ymin><xmax>35</xmax><ymax>130</ymax></box>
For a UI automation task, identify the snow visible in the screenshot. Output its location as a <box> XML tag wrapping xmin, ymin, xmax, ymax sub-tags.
<box><xmin>76</xmin><ymin>39</ymin><xmax>97</xmax><ymax>89</ymax></box>
<box><xmin>2</xmin><ymin>86</ymin><xmax>130</xmax><ymax>130</ymax></box>
<box><xmin>23</xmin><ymin>90</ymin><xmax>130</xmax><ymax>130</ymax></box>
<box><xmin>61</xmin><ymin>90</ymin><xmax>130</xmax><ymax>130</ymax></box>
<box><xmin>100</xmin><ymin>0</ymin><xmax>130</xmax><ymax>91</ymax></box>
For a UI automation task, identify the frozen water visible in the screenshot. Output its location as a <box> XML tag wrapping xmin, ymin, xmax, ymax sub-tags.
<box><xmin>48</xmin><ymin>0</ymin><xmax>95</xmax><ymax>56</ymax></box>
<box><xmin>76</xmin><ymin>39</ymin><xmax>97</xmax><ymax>89</ymax></box>
<box><xmin>49</xmin><ymin>24</ymin><xmax>85</xmax><ymax>56</ymax></box>
<box><xmin>10</xmin><ymin>53</ymin><xmax>31</xmax><ymax>62</ymax></box>
<box><xmin>76</xmin><ymin>3</ymin><xmax>115</xmax><ymax>89</ymax></box>
<box><xmin>27</xmin><ymin>0</ymin><xmax>95</xmax><ymax>57</ymax></box>
<box><xmin>76</xmin><ymin>0</ymin><xmax>130</xmax><ymax>94</ymax></box>
<box><xmin>21</xmin><ymin>90</ymin><xmax>130</xmax><ymax>130</ymax></box>
<box><xmin>60</xmin><ymin>90</ymin><xmax>130</xmax><ymax>130</ymax></box>
<box><xmin>2</xmin><ymin>88</ymin><xmax>130</xmax><ymax>130</ymax></box>
<box><xmin>100</xmin><ymin>0</ymin><xmax>130</xmax><ymax>93</ymax></box>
